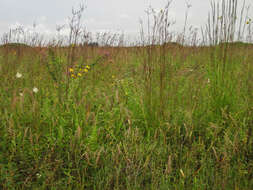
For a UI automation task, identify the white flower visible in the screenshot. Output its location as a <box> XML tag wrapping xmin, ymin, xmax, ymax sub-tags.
<box><xmin>36</xmin><ymin>173</ymin><xmax>42</xmax><ymax>178</ymax></box>
<box><xmin>33</xmin><ymin>87</ymin><xmax>39</xmax><ymax>93</ymax></box>
<box><xmin>19</xmin><ymin>92</ymin><xmax>24</xmax><ymax>97</ymax></box>
<box><xmin>16</xmin><ymin>72</ymin><xmax>22</xmax><ymax>78</ymax></box>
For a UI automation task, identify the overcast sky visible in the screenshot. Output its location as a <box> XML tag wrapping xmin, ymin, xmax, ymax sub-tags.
<box><xmin>0</xmin><ymin>0</ymin><xmax>252</xmax><ymax>42</ymax></box>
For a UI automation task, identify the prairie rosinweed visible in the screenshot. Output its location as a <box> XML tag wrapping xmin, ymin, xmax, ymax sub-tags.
<box><xmin>71</xmin><ymin>74</ymin><xmax>76</xmax><ymax>78</ymax></box>
<box><xmin>77</xmin><ymin>73</ymin><xmax>82</xmax><ymax>77</ymax></box>
<box><xmin>69</xmin><ymin>68</ymin><xmax>74</xmax><ymax>73</ymax></box>
<box><xmin>84</xmin><ymin>68</ymin><xmax>88</xmax><ymax>73</ymax></box>
<box><xmin>86</xmin><ymin>65</ymin><xmax>90</xmax><ymax>69</ymax></box>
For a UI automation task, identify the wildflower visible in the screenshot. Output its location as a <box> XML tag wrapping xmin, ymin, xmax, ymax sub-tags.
<box><xmin>112</xmin><ymin>75</ymin><xmax>115</xmax><ymax>79</ymax></box>
<box><xmin>19</xmin><ymin>92</ymin><xmax>24</xmax><ymax>97</ymax></box>
<box><xmin>16</xmin><ymin>72</ymin><xmax>22</xmax><ymax>78</ymax></box>
<box><xmin>36</xmin><ymin>173</ymin><xmax>42</xmax><ymax>178</ymax></box>
<box><xmin>69</xmin><ymin>68</ymin><xmax>74</xmax><ymax>73</ymax></box>
<box><xmin>71</xmin><ymin>74</ymin><xmax>76</xmax><ymax>78</ymax></box>
<box><xmin>77</xmin><ymin>73</ymin><xmax>82</xmax><ymax>77</ymax></box>
<box><xmin>84</xmin><ymin>68</ymin><xmax>88</xmax><ymax>73</ymax></box>
<box><xmin>86</xmin><ymin>65</ymin><xmax>90</xmax><ymax>69</ymax></box>
<box><xmin>207</xmin><ymin>78</ymin><xmax>210</xmax><ymax>83</ymax></box>
<box><xmin>33</xmin><ymin>87</ymin><xmax>39</xmax><ymax>93</ymax></box>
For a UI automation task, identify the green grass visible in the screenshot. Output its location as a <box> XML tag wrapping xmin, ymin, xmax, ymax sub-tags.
<box><xmin>0</xmin><ymin>44</ymin><xmax>252</xmax><ymax>189</ymax></box>
<box><xmin>0</xmin><ymin>43</ymin><xmax>32</xmax><ymax>48</ymax></box>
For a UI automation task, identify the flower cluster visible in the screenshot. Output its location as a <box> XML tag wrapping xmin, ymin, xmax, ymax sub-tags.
<box><xmin>69</xmin><ymin>65</ymin><xmax>90</xmax><ymax>78</ymax></box>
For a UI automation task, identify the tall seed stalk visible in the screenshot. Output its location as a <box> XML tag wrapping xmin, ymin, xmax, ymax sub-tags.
<box><xmin>66</xmin><ymin>3</ymin><xmax>85</xmax><ymax>100</ymax></box>
<box><xmin>139</xmin><ymin>1</ymin><xmax>174</xmax><ymax>129</ymax></box>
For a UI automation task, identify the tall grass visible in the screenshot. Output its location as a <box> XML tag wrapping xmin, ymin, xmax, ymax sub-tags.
<box><xmin>0</xmin><ymin>0</ymin><xmax>252</xmax><ymax>189</ymax></box>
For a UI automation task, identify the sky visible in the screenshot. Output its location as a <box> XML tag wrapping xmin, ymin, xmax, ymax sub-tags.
<box><xmin>0</xmin><ymin>0</ymin><xmax>252</xmax><ymax>43</ymax></box>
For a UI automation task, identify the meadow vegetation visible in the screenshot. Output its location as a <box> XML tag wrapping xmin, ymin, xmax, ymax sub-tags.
<box><xmin>0</xmin><ymin>0</ymin><xmax>253</xmax><ymax>189</ymax></box>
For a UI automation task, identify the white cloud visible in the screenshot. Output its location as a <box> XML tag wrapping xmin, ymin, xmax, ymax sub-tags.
<box><xmin>84</xmin><ymin>18</ymin><xmax>96</xmax><ymax>25</ymax></box>
<box><xmin>119</xmin><ymin>14</ymin><xmax>130</xmax><ymax>20</ymax></box>
<box><xmin>38</xmin><ymin>16</ymin><xmax>47</xmax><ymax>23</ymax></box>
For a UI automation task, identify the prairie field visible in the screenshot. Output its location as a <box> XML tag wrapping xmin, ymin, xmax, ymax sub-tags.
<box><xmin>0</xmin><ymin>1</ymin><xmax>253</xmax><ymax>189</ymax></box>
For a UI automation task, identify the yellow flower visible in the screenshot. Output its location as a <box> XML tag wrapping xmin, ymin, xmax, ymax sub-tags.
<box><xmin>86</xmin><ymin>65</ymin><xmax>90</xmax><ymax>69</ymax></box>
<box><xmin>77</xmin><ymin>73</ymin><xmax>82</xmax><ymax>77</ymax></box>
<box><xmin>84</xmin><ymin>68</ymin><xmax>88</xmax><ymax>73</ymax></box>
<box><xmin>69</xmin><ymin>68</ymin><xmax>74</xmax><ymax>72</ymax></box>
<box><xmin>71</xmin><ymin>74</ymin><xmax>75</xmax><ymax>78</ymax></box>
<box><xmin>112</xmin><ymin>75</ymin><xmax>115</xmax><ymax>79</ymax></box>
